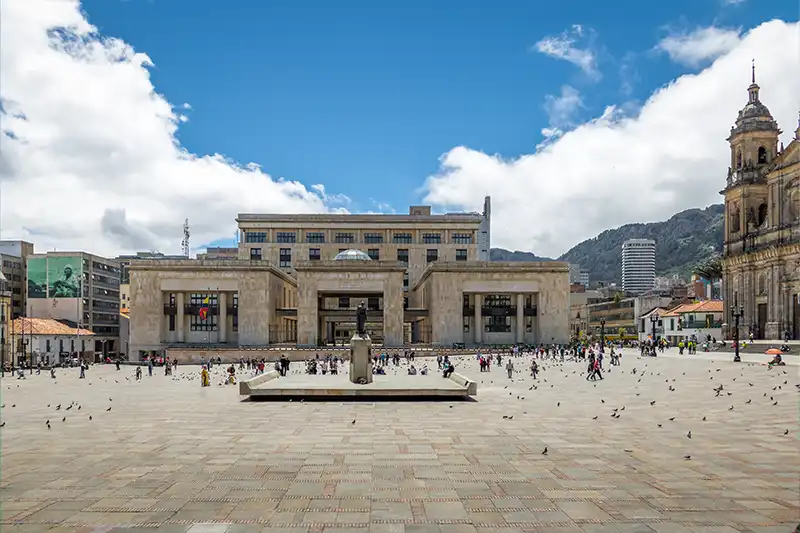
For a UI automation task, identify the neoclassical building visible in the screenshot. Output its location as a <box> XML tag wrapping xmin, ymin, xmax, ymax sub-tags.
<box><xmin>128</xmin><ymin>203</ymin><xmax>570</xmax><ymax>359</ymax></box>
<box><xmin>721</xmin><ymin>71</ymin><xmax>800</xmax><ymax>340</ymax></box>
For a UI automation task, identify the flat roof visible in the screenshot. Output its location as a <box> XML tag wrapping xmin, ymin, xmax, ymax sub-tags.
<box><xmin>413</xmin><ymin>261</ymin><xmax>569</xmax><ymax>291</ymax></box>
<box><xmin>127</xmin><ymin>259</ymin><xmax>297</xmax><ymax>285</ymax></box>
<box><xmin>236</xmin><ymin>212</ymin><xmax>483</xmax><ymax>224</ymax></box>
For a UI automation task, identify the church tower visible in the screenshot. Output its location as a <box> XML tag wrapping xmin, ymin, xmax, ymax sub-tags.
<box><xmin>722</xmin><ymin>62</ymin><xmax>781</xmax><ymax>257</ymax></box>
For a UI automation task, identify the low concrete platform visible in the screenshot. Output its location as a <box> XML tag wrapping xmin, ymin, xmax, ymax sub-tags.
<box><xmin>240</xmin><ymin>371</ymin><xmax>477</xmax><ymax>399</ymax></box>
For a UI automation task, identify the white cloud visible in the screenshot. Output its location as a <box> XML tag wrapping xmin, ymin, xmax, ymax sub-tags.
<box><xmin>656</xmin><ymin>26</ymin><xmax>742</xmax><ymax>67</ymax></box>
<box><xmin>534</xmin><ymin>24</ymin><xmax>600</xmax><ymax>80</ymax></box>
<box><xmin>543</xmin><ymin>85</ymin><xmax>584</xmax><ymax>129</ymax></box>
<box><xmin>0</xmin><ymin>0</ymin><xmax>347</xmax><ymax>257</ymax></box>
<box><xmin>423</xmin><ymin>20</ymin><xmax>800</xmax><ymax>258</ymax></box>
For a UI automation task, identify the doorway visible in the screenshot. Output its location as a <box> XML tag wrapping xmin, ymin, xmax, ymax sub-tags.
<box><xmin>757</xmin><ymin>303</ymin><xmax>767</xmax><ymax>339</ymax></box>
<box><xmin>793</xmin><ymin>294</ymin><xmax>800</xmax><ymax>340</ymax></box>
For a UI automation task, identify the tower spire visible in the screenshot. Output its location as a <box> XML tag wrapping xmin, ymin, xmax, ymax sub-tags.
<box><xmin>747</xmin><ymin>59</ymin><xmax>760</xmax><ymax>103</ymax></box>
<box><xmin>751</xmin><ymin>58</ymin><xmax>755</xmax><ymax>84</ymax></box>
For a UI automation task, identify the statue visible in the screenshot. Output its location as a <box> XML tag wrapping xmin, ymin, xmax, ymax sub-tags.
<box><xmin>356</xmin><ymin>301</ymin><xmax>367</xmax><ymax>337</ymax></box>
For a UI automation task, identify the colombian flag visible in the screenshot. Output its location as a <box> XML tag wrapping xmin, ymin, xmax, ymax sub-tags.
<box><xmin>199</xmin><ymin>295</ymin><xmax>210</xmax><ymax>320</ymax></box>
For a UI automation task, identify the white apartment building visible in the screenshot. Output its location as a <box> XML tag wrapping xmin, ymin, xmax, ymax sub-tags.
<box><xmin>622</xmin><ymin>239</ymin><xmax>656</xmax><ymax>295</ymax></box>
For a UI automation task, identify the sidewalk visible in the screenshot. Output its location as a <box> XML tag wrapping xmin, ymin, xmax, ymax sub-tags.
<box><xmin>621</xmin><ymin>347</ymin><xmax>800</xmax><ymax>366</ymax></box>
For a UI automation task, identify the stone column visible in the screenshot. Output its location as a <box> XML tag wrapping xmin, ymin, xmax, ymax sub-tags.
<box><xmin>383</xmin><ymin>282</ymin><xmax>405</xmax><ymax>347</ymax></box>
<box><xmin>219</xmin><ymin>292</ymin><xmax>227</xmax><ymax>343</ymax></box>
<box><xmin>516</xmin><ymin>293</ymin><xmax>524</xmax><ymax>344</ymax></box>
<box><xmin>176</xmin><ymin>292</ymin><xmax>185</xmax><ymax>343</ymax></box>
<box><xmin>474</xmin><ymin>294</ymin><xmax>482</xmax><ymax>344</ymax></box>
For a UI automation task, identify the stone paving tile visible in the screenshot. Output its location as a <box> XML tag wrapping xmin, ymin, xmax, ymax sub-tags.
<box><xmin>1</xmin><ymin>351</ymin><xmax>798</xmax><ymax>533</ymax></box>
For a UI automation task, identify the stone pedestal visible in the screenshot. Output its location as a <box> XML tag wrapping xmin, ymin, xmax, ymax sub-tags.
<box><xmin>349</xmin><ymin>335</ymin><xmax>373</xmax><ymax>385</ymax></box>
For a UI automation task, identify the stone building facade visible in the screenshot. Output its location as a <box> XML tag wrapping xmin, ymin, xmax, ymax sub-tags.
<box><xmin>721</xmin><ymin>72</ymin><xmax>800</xmax><ymax>340</ymax></box>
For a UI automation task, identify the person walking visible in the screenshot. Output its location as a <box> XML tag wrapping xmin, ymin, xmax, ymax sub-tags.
<box><xmin>506</xmin><ymin>359</ymin><xmax>514</xmax><ymax>379</ymax></box>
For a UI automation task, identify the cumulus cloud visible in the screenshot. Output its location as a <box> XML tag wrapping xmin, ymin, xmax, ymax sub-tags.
<box><xmin>424</xmin><ymin>20</ymin><xmax>800</xmax><ymax>258</ymax></box>
<box><xmin>0</xmin><ymin>0</ymin><xmax>346</xmax><ymax>257</ymax></box>
<box><xmin>534</xmin><ymin>24</ymin><xmax>600</xmax><ymax>80</ymax></box>
<box><xmin>656</xmin><ymin>26</ymin><xmax>743</xmax><ymax>67</ymax></box>
<box><xmin>543</xmin><ymin>85</ymin><xmax>585</xmax><ymax>129</ymax></box>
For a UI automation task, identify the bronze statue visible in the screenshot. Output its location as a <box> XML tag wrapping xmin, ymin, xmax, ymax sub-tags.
<box><xmin>356</xmin><ymin>301</ymin><xmax>367</xmax><ymax>337</ymax></box>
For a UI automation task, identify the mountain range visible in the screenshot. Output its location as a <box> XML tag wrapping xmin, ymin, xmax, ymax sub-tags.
<box><xmin>490</xmin><ymin>204</ymin><xmax>724</xmax><ymax>284</ymax></box>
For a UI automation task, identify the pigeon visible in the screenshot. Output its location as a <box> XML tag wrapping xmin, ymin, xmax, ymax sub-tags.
<box><xmin>46</xmin><ymin>420</ymin><xmax>51</xmax><ymax>429</ymax></box>
<box><xmin>0</xmin><ymin>422</ymin><xmax>5</xmax><ymax>428</ymax></box>
<box><xmin>669</xmin><ymin>417</ymin><xmax>675</xmax><ymax>421</ymax></box>
<box><xmin>541</xmin><ymin>447</ymin><xmax>548</xmax><ymax>455</ymax></box>
<box><xmin>684</xmin><ymin>455</ymin><xmax>691</xmax><ymax>460</ymax></box>
<box><xmin>109</xmin><ymin>398</ymin><xmax>112</xmax><ymax>402</ymax></box>
<box><xmin>106</xmin><ymin>407</ymin><xmax>112</xmax><ymax>412</ymax></box>
<box><xmin>650</xmin><ymin>401</ymin><xmax>656</xmax><ymax>406</ymax></box>
<box><xmin>65</xmin><ymin>405</ymin><xmax>71</xmax><ymax>411</ymax></box>
<box><xmin>592</xmin><ymin>416</ymin><xmax>598</xmax><ymax>420</ymax></box>
<box><xmin>62</xmin><ymin>417</ymin><xmax>66</xmax><ymax>422</ymax></box>
<box><xmin>746</xmin><ymin>399</ymin><xmax>752</xmax><ymax>404</ymax></box>
<box><xmin>784</xmin><ymin>429</ymin><xmax>789</xmax><ymax>435</ymax></box>
<box><xmin>657</xmin><ymin>424</ymin><xmax>662</xmax><ymax>428</ymax></box>
<box><xmin>702</xmin><ymin>416</ymin><xmax>706</xmax><ymax>421</ymax></box>
<box><xmin>687</xmin><ymin>431</ymin><xmax>692</xmax><ymax>439</ymax></box>
<box><xmin>557</xmin><ymin>402</ymin><xmax>560</xmax><ymax>407</ymax></box>
<box><xmin>773</xmin><ymin>401</ymin><xmax>778</xmax><ymax>406</ymax></box>
<box><xmin>728</xmin><ymin>406</ymin><xmax>734</xmax><ymax>411</ymax></box>
<box><xmin>88</xmin><ymin>415</ymin><xmax>92</xmax><ymax>421</ymax></box>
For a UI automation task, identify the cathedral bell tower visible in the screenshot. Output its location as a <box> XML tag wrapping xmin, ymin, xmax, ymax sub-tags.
<box><xmin>722</xmin><ymin>61</ymin><xmax>781</xmax><ymax>256</ymax></box>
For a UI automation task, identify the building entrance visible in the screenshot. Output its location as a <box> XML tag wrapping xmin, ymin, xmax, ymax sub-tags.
<box><xmin>793</xmin><ymin>293</ymin><xmax>800</xmax><ymax>340</ymax></box>
<box><xmin>317</xmin><ymin>291</ymin><xmax>384</xmax><ymax>346</ymax></box>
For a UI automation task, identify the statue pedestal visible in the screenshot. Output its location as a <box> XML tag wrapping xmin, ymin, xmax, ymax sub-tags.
<box><xmin>349</xmin><ymin>334</ymin><xmax>373</xmax><ymax>385</ymax></box>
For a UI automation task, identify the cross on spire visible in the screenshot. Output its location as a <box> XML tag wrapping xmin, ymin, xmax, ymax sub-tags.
<box><xmin>751</xmin><ymin>58</ymin><xmax>755</xmax><ymax>83</ymax></box>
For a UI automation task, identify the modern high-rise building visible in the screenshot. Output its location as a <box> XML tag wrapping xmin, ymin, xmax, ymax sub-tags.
<box><xmin>621</xmin><ymin>239</ymin><xmax>656</xmax><ymax>295</ymax></box>
<box><xmin>26</xmin><ymin>251</ymin><xmax>121</xmax><ymax>362</ymax></box>
<box><xmin>0</xmin><ymin>240</ymin><xmax>35</xmax><ymax>318</ymax></box>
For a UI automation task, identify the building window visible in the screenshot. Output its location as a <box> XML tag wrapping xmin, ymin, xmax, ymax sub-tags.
<box><xmin>403</xmin><ymin>297</ymin><xmax>409</xmax><ymax>310</ymax></box>
<box><xmin>232</xmin><ymin>293</ymin><xmax>239</xmax><ymax>332</ymax></box>
<box><xmin>306</xmin><ymin>232</ymin><xmax>325</xmax><ymax>243</ymax></box>
<box><xmin>397</xmin><ymin>249</ymin><xmax>408</xmax><ymax>265</ymax></box>
<box><xmin>276</xmin><ymin>232</ymin><xmax>296</xmax><ymax>243</ymax></box>
<box><xmin>422</xmin><ymin>233</ymin><xmax>441</xmax><ymax>244</ymax></box>
<box><xmin>364</xmin><ymin>232</ymin><xmax>383</xmax><ymax>244</ymax></box>
<box><xmin>463</xmin><ymin>316</ymin><xmax>470</xmax><ymax>332</ymax></box>
<box><xmin>757</xmin><ymin>146</ymin><xmax>767</xmax><ymax>164</ymax></box>
<box><xmin>368</xmin><ymin>297</ymin><xmax>380</xmax><ymax>310</ymax></box>
<box><xmin>309</xmin><ymin>248</ymin><xmax>321</xmax><ymax>261</ymax></box>
<box><xmin>245</xmin><ymin>231</ymin><xmax>267</xmax><ymax>243</ymax></box>
<box><xmin>46</xmin><ymin>339</ymin><xmax>51</xmax><ymax>352</ymax></box>
<box><xmin>455</xmin><ymin>249</ymin><xmax>467</xmax><ymax>261</ymax></box>
<box><xmin>250</xmin><ymin>248</ymin><xmax>262</xmax><ymax>260</ymax></box>
<box><xmin>452</xmin><ymin>233</ymin><xmax>472</xmax><ymax>244</ymax></box>
<box><xmin>525</xmin><ymin>316</ymin><xmax>533</xmax><ymax>332</ymax></box>
<box><xmin>393</xmin><ymin>233</ymin><xmax>413</xmax><ymax>244</ymax></box>
<box><xmin>334</xmin><ymin>232</ymin><xmax>354</xmax><ymax>244</ymax></box>
<box><xmin>484</xmin><ymin>315</ymin><xmax>511</xmax><ymax>333</ymax></box>
<box><xmin>190</xmin><ymin>293</ymin><xmax>218</xmax><ymax>331</ymax></box>
<box><xmin>367</xmin><ymin>249</ymin><xmax>380</xmax><ymax>260</ymax></box>
<box><xmin>338</xmin><ymin>297</ymin><xmax>350</xmax><ymax>309</ymax></box>
<box><xmin>403</xmin><ymin>272</ymin><xmax>409</xmax><ymax>291</ymax></box>
<box><xmin>426</xmin><ymin>249</ymin><xmax>438</xmax><ymax>263</ymax></box>
<box><xmin>279</xmin><ymin>248</ymin><xmax>292</xmax><ymax>268</ymax></box>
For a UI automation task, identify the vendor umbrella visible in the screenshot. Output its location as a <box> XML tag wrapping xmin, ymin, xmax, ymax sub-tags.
<box><xmin>765</xmin><ymin>348</ymin><xmax>783</xmax><ymax>355</ymax></box>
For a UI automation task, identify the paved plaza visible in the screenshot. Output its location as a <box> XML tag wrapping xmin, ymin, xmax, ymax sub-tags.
<box><xmin>0</xmin><ymin>349</ymin><xmax>798</xmax><ymax>533</ymax></box>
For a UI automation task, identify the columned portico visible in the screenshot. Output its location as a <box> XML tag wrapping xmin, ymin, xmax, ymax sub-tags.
<box><xmin>516</xmin><ymin>293</ymin><xmax>524</xmax><ymax>344</ymax></box>
<box><xmin>473</xmin><ymin>294</ymin><xmax>482</xmax><ymax>344</ymax></box>
<box><xmin>176</xmin><ymin>292</ymin><xmax>185</xmax><ymax>343</ymax></box>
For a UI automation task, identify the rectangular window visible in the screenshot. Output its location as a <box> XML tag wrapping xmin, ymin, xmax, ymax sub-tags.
<box><xmin>463</xmin><ymin>316</ymin><xmax>470</xmax><ymax>333</ymax></box>
<box><xmin>368</xmin><ymin>297</ymin><xmax>380</xmax><ymax>310</ymax></box>
<box><xmin>245</xmin><ymin>231</ymin><xmax>267</xmax><ymax>243</ymax></box>
<box><xmin>306</xmin><ymin>232</ymin><xmax>325</xmax><ymax>243</ymax></box>
<box><xmin>393</xmin><ymin>233</ymin><xmax>413</xmax><ymax>244</ymax></box>
<box><xmin>526</xmin><ymin>316</ymin><xmax>533</xmax><ymax>332</ymax></box>
<box><xmin>338</xmin><ymin>297</ymin><xmax>350</xmax><ymax>309</ymax></box>
<box><xmin>455</xmin><ymin>249</ymin><xmax>467</xmax><ymax>261</ymax></box>
<box><xmin>403</xmin><ymin>272</ymin><xmax>409</xmax><ymax>291</ymax></box>
<box><xmin>452</xmin><ymin>233</ymin><xmax>473</xmax><ymax>244</ymax></box>
<box><xmin>367</xmin><ymin>249</ymin><xmax>380</xmax><ymax>260</ymax></box>
<box><xmin>279</xmin><ymin>248</ymin><xmax>292</xmax><ymax>268</ymax></box>
<box><xmin>403</xmin><ymin>297</ymin><xmax>409</xmax><ymax>309</ymax></box>
<box><xmin>484</xmin><ymin>295</ymin><xmax>512</xmax><ymax>308</ymax></box>
<box><xmin>276</xmin><ymin>232</ymin><xmax>296</xmax><ymax>243</ymax></box>
<box><xmin>46</xmin><ymin>339</ymin><xmax>51</xmax><ymax>352</ymax></box>
<box><xmin>309</xmin><ymin>248</ymin><xmax>321</xmax><ymax>261</ymax></box>
<box><xmin>250</xmin><ymin>248</ymin><xmax>262</xmax><ymax>260</ymax></box>
<box><xmin>422</xmin><ymin>233</ymin><xmax>441</xmax><ymax>244</ymax></box>
<box><xmin>397</xmin><ymin>249</ymin><xmax>409</xmax><ymax>265</ymax></box>
<box><xmin>426</xmin><ymin>249</ymin><xmax>438</xmax><ymax>263</ymax></box>
<box><xmin>364</xmin><ymin>232</ymin><xmax>384</xmax><ymax>244</ymax></box>
<box><xmin>190</xmin><ymin>293</ymin><xmax>218</xmax><ymax>331</ymax></box>
<box><xmin>334</xmin><ymin>232</ymin><xmax>355</xmax><ymax>244</ymax></box>
<box><xmin>484</xmin><ymin>315</ymin><xmax>511</xmax><ymax>332</ymax></box>
<box><xmin>232</xmin><ymin>293</ymin><xmax>239</xmax><ymax>332</ymax></box>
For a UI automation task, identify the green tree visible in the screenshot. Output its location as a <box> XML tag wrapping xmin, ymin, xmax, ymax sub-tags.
<box><xmin>692</xmin><ymin>255</ymin><xmax>723</xmax><ymax>298</ymax></box>
<box><xmin>613</xmin><ymin>292</ymin><xmax>622</xmax><ymax>303</ymax></box>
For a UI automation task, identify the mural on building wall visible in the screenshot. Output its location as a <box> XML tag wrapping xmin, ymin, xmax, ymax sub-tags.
<box><xmin>27</xmin><ymin>257</ymin><xmax>47</xmax><ymax>298</ymax></box>
<box><xmin>47</xmin><ymin>256</ymin><xmax>82</xmax><ymax>298</ymax></box>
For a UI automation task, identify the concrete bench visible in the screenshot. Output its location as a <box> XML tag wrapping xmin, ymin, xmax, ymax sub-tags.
<box><xmin>239</xmin><ymin>370</ymin><xmax>279</xmax><ymax>395</ymax></box>
<box><xmin>449</xmin><ymin>372</ymin><xmax>478</xmax><ymax>396</ymax></box>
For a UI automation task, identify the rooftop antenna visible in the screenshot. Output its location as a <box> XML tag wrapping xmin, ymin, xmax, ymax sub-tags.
<box><xmin>181</xmin><ymin>219</ymin><xmax>191</xmax><ymax>258</ymax></box>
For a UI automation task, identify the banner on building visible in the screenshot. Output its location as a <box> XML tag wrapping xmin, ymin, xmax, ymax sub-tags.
<box><xmin>47</xmin><ymin>256</ymin><xmax>83</xmax><ymax>298</ymax></box>
<box><xmin>27</xmin><ymin>257</ymin><xmax>47</xmax><ymax>298</ymax></box>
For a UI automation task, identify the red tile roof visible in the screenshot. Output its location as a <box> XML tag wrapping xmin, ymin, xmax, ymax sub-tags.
<box><xmin>10</xmin><ymin>318</ymin><xmax>94</xmax><ymax>336</ymax></box>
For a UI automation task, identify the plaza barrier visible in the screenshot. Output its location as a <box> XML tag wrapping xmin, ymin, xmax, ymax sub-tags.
<box><xmin>238</xmin><ymin>370</ymin><xmax>279</xmax><ymax>395</ymax></box>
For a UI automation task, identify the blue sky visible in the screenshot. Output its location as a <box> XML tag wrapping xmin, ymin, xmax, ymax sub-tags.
<box><xmin>3</xmin><ymin>0</ymin><xmax>798</xmax><ymax>257</ymax></box>
<box><xmin>79</xmin><ymin>0</ymin><xmax>791</xmax><ymax>213</ymax></box>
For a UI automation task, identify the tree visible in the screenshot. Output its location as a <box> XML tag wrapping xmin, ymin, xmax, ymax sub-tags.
<box><xmin>618</xmin><ymin>327</ymin><xmax>626</xmax><ymax>339</ymax></box>
<box><xmin>692</xmin><ymin>256</ymin><xmax>723</xmax><ymax>298</ymax></box>
<box><xmin>613</xmin><ymin>292</ymin><xmax>622</xmax><ymax>303</ymax></box>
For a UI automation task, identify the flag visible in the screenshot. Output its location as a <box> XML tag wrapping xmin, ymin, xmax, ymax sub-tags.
<box><xmin>199</xmin><ymin>295</ymin><xmax>210</xmax><ymax>320</ymax></box>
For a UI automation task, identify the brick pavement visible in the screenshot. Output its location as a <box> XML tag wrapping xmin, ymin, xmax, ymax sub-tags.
<box><xmin>0</xmin><ymin>350</ymin><xmax>797</xmax><ymax>533</ymax></box>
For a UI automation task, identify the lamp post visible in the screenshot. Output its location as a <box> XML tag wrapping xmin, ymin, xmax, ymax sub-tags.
<box><xmin>650</xmin><ymin>313</ymin><xmax>659</xmax><ymax>356</ymax></box>
<box><xmin>599</xmin><ymin>318</ymin><xmax>606</xmax><ymax>351</ymax></box>
<box><xmin>730</xmin><ymin>299</ymin><xmax>744</xmax><ymax>363</ymax></box>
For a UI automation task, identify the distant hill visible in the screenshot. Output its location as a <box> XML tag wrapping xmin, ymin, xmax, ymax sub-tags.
<box><xmin>490</xmin><ymin>249</ymin><xmax>553</xmax><ymax>262</ymax></box>
<box><xmin>489</xmin><ymin>204</ymin><xmax>724</xmax><ymax>284</ymax></box>
<box><xmin>558</xmin><ymin>204</ymin><xmax>724</xmax><ymax>283</ymax></box>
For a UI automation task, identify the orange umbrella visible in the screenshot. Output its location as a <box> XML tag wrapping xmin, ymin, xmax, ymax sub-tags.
<box><xmin>765</xmin><ymin>348</ymin><xmax>782</xmax><ymax>355</ymax></box>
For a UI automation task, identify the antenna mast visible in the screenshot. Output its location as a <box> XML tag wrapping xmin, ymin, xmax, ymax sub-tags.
<box><xmin>181</xmin><ymin>219</ymin><xmax>191</xmax><ymax>258</ymax></box>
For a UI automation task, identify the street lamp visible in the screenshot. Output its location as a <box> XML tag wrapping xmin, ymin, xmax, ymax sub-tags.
<box><xmin>599</xmin><ymin>318</ymin><xmax>606</xmax><ymax>351</ymax></box>
<box><xmin>730</xmin><ymin>298</ymin><xmax>744</xmax><ymax>363</ymax></box>
<box><xmin>650</xmin><ymin>312</ymin><xmax>659</xmax><ymax>356</ymax></box>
